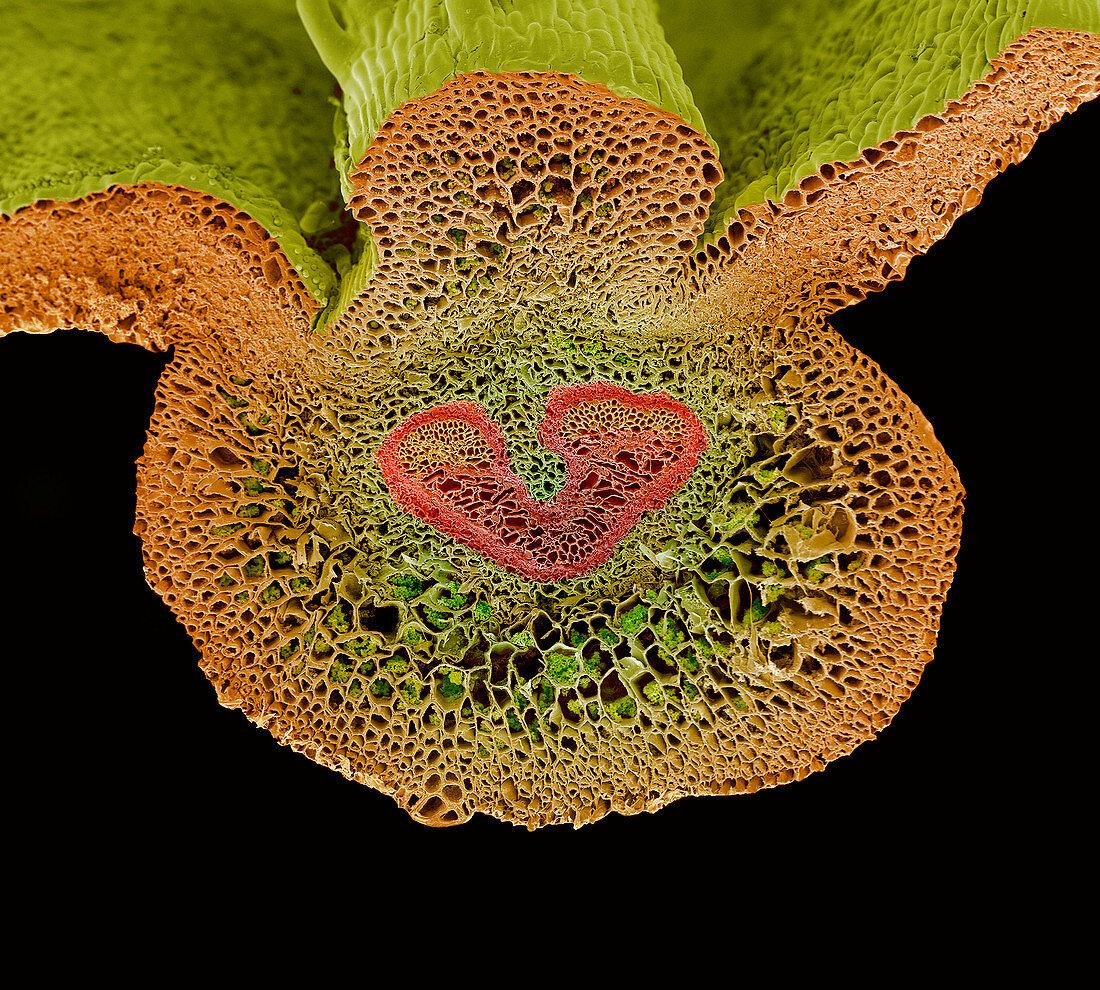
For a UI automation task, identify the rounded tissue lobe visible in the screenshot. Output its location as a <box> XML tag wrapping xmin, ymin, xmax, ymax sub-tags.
<box><xmin>376</xmin><ymin>382</ymin><xmax>708</xmax><ymax>581</ymax></box>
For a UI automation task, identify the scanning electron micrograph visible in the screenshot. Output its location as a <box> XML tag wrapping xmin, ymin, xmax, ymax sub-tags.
<box><xmin>2</xmin><ymin>0</ymin><xmax>1097</xmax><ymax>828</ymax></box>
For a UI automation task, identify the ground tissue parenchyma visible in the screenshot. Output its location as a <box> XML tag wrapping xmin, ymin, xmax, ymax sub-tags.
<box><xmin>136</xmin><ymin>269</ymin><xmax>960</xmax><ymax>826</ymax></box>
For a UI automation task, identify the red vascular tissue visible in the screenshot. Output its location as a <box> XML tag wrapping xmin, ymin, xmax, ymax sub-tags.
<box><xmin>376</xmin><ymin>382</ymin><xmax>709</xmax><ymax>581</ymax></box>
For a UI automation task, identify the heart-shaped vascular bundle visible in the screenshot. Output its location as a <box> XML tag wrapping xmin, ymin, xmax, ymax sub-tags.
<box><xmin>2</xmin><ymin>1</ymin><xmax>1098</xmax><ymax>827</ymax></box>
<box><xmin>376</xmin><ymin>383</ymin><xmax>710</xmax><ymax>581</ymax></box>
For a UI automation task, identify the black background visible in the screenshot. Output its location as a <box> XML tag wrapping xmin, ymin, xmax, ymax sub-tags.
<box><xmin>2</xmin><ymin>97</ymin><xmax>1094</xmax><ymax>888</ymax></box>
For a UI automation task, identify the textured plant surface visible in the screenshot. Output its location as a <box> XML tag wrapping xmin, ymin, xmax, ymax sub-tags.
<box><xmin>1</xmin><ymin>0</ymin><xmax>1097</xmax><ymax>828</ymax></box>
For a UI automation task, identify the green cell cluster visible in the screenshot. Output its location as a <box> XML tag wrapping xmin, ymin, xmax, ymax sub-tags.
<box><xmin>245</xmin><ymin>317</ymin><xmax>876</xmax><ymax>754</ymax></box>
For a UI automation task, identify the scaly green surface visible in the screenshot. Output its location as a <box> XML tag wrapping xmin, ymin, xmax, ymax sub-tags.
<box><xmin>660</xmin><ymin>0</ymin><xmax>1100</xmax><ymax>234</ymax></box>
<box><xmin>298</xmin><ymin>0</ymin><xmax>709</xmax><ymax>194</ymax></box>
<box><xmin>0</xmin><ymin>0</ymin><xmax>340</xmax><ymax>305</ymax></box>
<box><xmin>6</xmin><ymin>0</ymin><xmax>1096</xmax><ymax>306</ymax></box>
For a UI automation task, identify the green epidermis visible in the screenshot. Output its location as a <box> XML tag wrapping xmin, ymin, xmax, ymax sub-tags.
<box><xmin>1</xmin><ymin>0</ymin><xmax>341</xmax><ymax>306</ymax></box>
<box><xmin>298</xmin><ymin>0</ymin><xmax>706</xmax><ymax>173</ymax></box>
<box><xmin>660</xmin><ymin>0</ymin><xmax>1100</xmax><ymax>235</ymax></box>
<box><xmin>8</xmin><ymin>0</ymin><xmax>1098</xmax><ymax>325</ymax></box>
